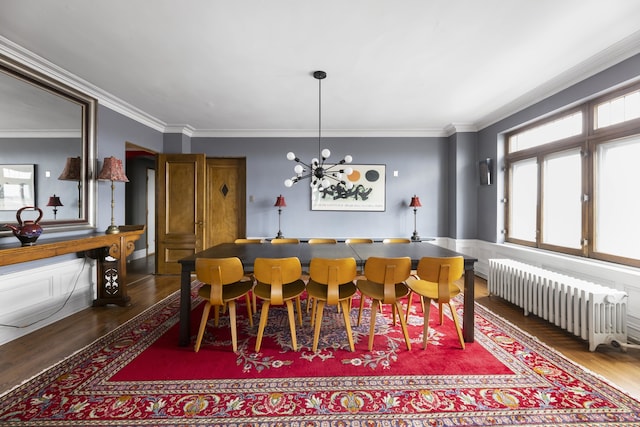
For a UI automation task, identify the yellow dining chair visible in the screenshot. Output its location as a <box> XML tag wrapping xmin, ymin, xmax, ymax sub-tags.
<box><xmin>234</xmin><ymin>238</ymin><xmax>264</xmax><ymax>244</ymax></box>
<box><xmin>306</xmin><ymin>257</ymin><xmax>358</xmax><ymax>352</ymax></box>
<box><xmin>405</xmin><ymin>256</ymin><xmax>465</xmax><ymax>349</ymax></box>
<box><xmin>345</xmin><ymin>238</ymin><xmax>374</xmax><ymax>244</ymax></box>
<box><xmin>308</xmin><ymin>238</ymin><xmax>337</xmax><ymax>244</ymax></box>
<box><xmin>253</xmin><ymin>257</ymin><xmax>306</xmax><ymax>351</ymax></box>
<box><xmin>383</xmin><ymin>238</ymin><xmax>411</xmax><ymax>244</ymax></box>
<box><xmin>194</xmin><ymin>257</ymin><xmax>253</xmax><ymax>353</ymax></box>
<box><xmin>356</xmin><ymin>256</ymin><xmax>412</xmax><ymax>351</ymax></box>
<box><xmin>271</xmin><ymin>238</ymin><xmax>300</xmax><ymax>244</ymax></box>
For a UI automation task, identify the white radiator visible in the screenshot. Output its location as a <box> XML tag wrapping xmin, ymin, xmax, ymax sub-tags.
<box><xmin>488</xmin><ymin>259</ymin><xmax>628</xmax><ymax>352</ymax></box>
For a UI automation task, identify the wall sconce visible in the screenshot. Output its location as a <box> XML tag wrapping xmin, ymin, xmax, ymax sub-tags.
<box><xmin>58</xmin><ymin>156</ymin><xmax>82</xmax><ymax>218</ymax></box>
<box><xmin>274</xmin><ymin>195</ymin><xmax>287</xmax><ymax>239</ymax></box>
<box><xmin>409</xmin><ymin>195</ymin><xmax>422</xmax><ymax>242</ymax></box>
<box><xmin>98</xmin><ymin>157</ymin><xmax>129</xmax><ymax>234</ymax></box>
<box><xmin>46</xmin><ymin>194</ymin><xmax>63</xmax><ymax>219</ymax></box>
<box><xmin>479</xmin><ymin>158</ymin><xmax>493</xmax><ymax>186</ymax></box>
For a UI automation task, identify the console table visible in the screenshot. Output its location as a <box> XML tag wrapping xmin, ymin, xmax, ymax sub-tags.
<box><xmin>0</xmin><ymin>225</ymin><xmax>145</xmax><ymax>306</ymax></box>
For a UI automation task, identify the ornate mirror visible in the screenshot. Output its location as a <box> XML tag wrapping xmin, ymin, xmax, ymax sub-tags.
<box><xmin>0</xmin><ymin>54</ymin><xmax>96</xmax><ymax>232</ymax></box>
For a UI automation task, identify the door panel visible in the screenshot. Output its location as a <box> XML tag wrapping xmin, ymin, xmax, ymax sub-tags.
<box><xmin>205</xmin><ymin>158</ymin><xmax>246</xmax><ymax>247</ymax></box>
<box><xmin>156</xmin><ymin>154</ymin><xmax>206</xmax><ymax>274</ymax></box>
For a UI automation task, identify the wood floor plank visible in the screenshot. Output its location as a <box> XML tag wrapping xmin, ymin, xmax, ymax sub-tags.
<box><xmin>1</xmin><ymin>262</ymin><xmax>638</xmax><ymax>399</ymax></box>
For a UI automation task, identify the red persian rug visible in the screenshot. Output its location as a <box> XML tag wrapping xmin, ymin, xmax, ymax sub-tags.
<box><xmin>1</xmin><ymin>282</ymin><xmax>640</xmax><ymax>426</ymax></box>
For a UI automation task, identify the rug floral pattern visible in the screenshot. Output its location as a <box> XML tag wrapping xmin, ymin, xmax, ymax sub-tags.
<box><xmin>1</xmin><ymin>283</ymin><xmax>639</xmax><ymax>426</ymax></box>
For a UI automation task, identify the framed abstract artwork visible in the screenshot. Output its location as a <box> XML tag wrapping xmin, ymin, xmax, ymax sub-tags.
<box><xmin>311</xmin><ymin>164</ymin><xmax>385</xmax><ymax>211</ymax></box>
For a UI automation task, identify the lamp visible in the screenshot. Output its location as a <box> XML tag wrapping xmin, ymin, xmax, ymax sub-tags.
<box><xmin>274</xmin><ymin>194</ymin><xmax>286</xmax><ymax>239</ymax></box>
<box><xmin>284</xmin><ymin>71</ymin><xmax>354</xmax><ymax>193</ymax></box>
<box><xmin>409</xmin><ymin>195</ymin><xmax>422</xmax><ymax>242</ymax></box>
<box><xmin>98</xmin><ymin>156</ymin><xmax>129</xmax><ymax>234</ymax></box>
<box><xmin>58</xmin><ymin>156</ymin><xmax>82</xmax><ymax>218</ymax></box>
<box><xmin>46</xmin><ymin>194</ymin><xmax>63</xmax><ymax>219</ymax></box>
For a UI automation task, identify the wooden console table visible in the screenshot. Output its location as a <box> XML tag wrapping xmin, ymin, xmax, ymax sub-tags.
<box><xmin>0</xmin><ymin>225</ymin><xmax>145</xmax><ymax>306</ymax></box>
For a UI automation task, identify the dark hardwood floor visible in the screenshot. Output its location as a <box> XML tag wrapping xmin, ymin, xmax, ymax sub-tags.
<box><xmin>1</xmin><ymin>259</ymin><xmax>639</xmax><ymax>398</ymax></box>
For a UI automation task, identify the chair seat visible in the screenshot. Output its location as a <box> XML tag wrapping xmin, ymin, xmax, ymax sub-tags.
<box><xmin>306</xmin><ymin>280</ymin><xmax>357</xmax><ymax>301</ymax></box>
<box><xmin>253</xmin><ymin>279</ymin><xmax>306</xmax><ymax>301</ymax></box>
<box><xmin>356</xmin><ymin>279</ymin><xmax>409</xmax><ymax>302</ymax></box>
<box><xmin>407</xmin><ymin>280</ymin><xmax>461</xmax><ymax>300</ymax></box>
<box><xmin>198</xmin><ymin>280</ymin><xmax>254</xmax><ymax>302</ymax></box>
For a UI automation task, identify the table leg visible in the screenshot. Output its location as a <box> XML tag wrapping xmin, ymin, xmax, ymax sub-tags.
<box><xmin>179</xmin><ymin>266</ymin><xmax>192</xmax><ymax>347</ymax></box>
<box><xmin>463</xmin><ymin>261</ymin><xmax>476</xmax><ymax>343</ymax></box>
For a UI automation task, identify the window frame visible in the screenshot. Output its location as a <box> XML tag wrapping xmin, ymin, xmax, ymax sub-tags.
<box><xmin>504</xmin><ymin>80</ymin><xmax>640</xmax><ymax>268</ymax></box>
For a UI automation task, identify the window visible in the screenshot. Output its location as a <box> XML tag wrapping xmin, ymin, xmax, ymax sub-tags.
<box><xmin>505</xmin><ymin>81</ymin><xmax>640</xmax><ymax>267</ymax></box>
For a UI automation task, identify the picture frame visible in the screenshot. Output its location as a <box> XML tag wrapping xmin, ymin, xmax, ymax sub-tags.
<box><xmin>0</xmin><ymin>164</ymin><xmax>36</xmax><ymax>211</ymax></box>
<box><xmin>311</xmin><ymin>164</ymin><xmax>386</xmax><ymax>211</ymax></box>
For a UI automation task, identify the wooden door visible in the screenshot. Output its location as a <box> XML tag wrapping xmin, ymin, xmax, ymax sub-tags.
<box><xmin>156</xmin><ymin>153</ymin><xmax>206</xmax><ymax>274</ymax></box>
<box><xmin>205</xmin><ymin>158</ymin><xmax>246</xmax><ymax>247</ymax></box>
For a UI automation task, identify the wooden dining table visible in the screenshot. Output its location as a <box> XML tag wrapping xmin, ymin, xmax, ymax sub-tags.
<box><xmin>177</xmin><ymin>241</ymin><xmax>478</xmax><ymax>347</ymax></box>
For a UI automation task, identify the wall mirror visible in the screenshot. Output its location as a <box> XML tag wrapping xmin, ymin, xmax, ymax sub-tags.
<box><xmin>0</xmin><ymin>54</ymin><xmax>96</xmax><ymax>233</ymax></box>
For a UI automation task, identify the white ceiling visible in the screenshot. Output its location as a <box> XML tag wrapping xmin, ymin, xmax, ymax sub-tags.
<box><xmin>2</xmin><ymin>0</ymin><xmax>640</xmax><ymax>137</ymax></box>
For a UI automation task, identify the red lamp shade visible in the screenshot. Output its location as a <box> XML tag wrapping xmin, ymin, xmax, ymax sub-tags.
<box><xmin>46</xmin><ymin>195</ymin><xmax>63</xmax><ymax>207</ymax></box>
<box><xmin>274</xmin><ymin>195</ymin><xmax>287</xmax><ymax>207</ymax></box>
<box><xmin>409</xmin><ymin>195</ymin><xmax>422</xmax><ymax>208</ymax></box>
<box><xmin>58</xmin><ymin>156</ymin><xmax>82</xmax><ymax>181</ymax></box>
<box><xmin>98</xmin><ymin>157</ymin><xmax>129</xmax><ymax>182</ymax></box>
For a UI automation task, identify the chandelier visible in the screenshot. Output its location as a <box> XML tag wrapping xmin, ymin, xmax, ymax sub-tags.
<box><xmin>284</xmin><ymin>71</ymin><xmax>354</xmax><ymax>191</ymax></box>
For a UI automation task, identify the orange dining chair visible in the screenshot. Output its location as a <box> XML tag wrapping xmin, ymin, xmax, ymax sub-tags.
<box><xmin>382</xmin><ymin>238</ymin><xmax>411</xmax><ymax>244</ymax></box>
<box><xmin>253</xmin><ymin>257</ymin><xmax>306</xmax><ymax>351</ymax></box>
<box><xmin>234</xmin><ymin>238</ymin><xmax>264</xmax><ymax>244</ymax></box>
<box><xmin>270</xmin><ymin>238</ymin><xmax>300</xmax><ymax>244</ymax></box>
<box><xmin>306</xmin><ymin>257</ymin><xmax>358</xmax><ymax>352</ymax></box>
<box><xmin>307</xmin><ymin>238</ymin><xmax>338</xmax><ymax>244</ymax></box>
<box><xmin>405</xmin><ymin>256</ymin><xmax>465</xmax><ymax>349</ymax></box>
<box><xmin>194</xmin><ymin>257</ymin><xmax>253</xmax><ymax>353</ymax></box>
<box><xmin>356</xmin><ymin>256</ymin><xmax>412</xmax><ymax>351</ymax></box>
<box><xmin>345</xmin><ymin>238</ymin><xmax>374</xmax><ymax>244</ymax></box>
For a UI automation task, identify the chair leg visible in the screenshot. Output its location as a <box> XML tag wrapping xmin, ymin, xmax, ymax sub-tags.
<box><xmin>394</xmin><ymin>301</ymin><xmax>411</xmax><ymax>351</ymax></box>
<box><xmin>255</xmin><ymin>301</ymin><xmax>271</xmax><ymax>352</ymax></box>
<box><xmin>194</xmin><ymin>302</ymin><xmax>212</xmax><ymax>352</ymax></box>
<box><xmin>228</xmin><ymin>300</ymin><xmax>238</xmax><ymax>352</ymax></box>
<box><xmin>312</xmin><ymin>300</ymin><xmax>325</xmax><ymax>352</ymax></box>
<box><xmin>340</xmin><ymin>299</ymin><xmax>355</xmax><ymax>352</ymax></box>
<box><xmin>295</xmin><ymin>297</ymin><xmax>303</xmax><ymax>326</ymax></box>
<box><xmin>368</xmin><ymin>299</ymin><xmax>379</xmax><ymax>351</ymax></box>
<box><xmin>439</xmin><ymin>302</ymin><xmax>444</xmax><ymax>325</ymax></box>
<box><xmin>213</xmin><ymin>305</ymin><xmax>220</xmax><ymax>327</ymax></box>
<box><xmin>357</xmin><ymin>297</ymin><xmax>365</xmax><ymax>326</ymax></box>
<box><xmin>422</xmin><ymin>297</ymin><xmax>432</xmax><ymax>350</ymax></box>
<box><xmin>286</xmin><ymin>299</ymin><xmax>298</xmax><ymax>351</ymax></box>
<box><xmin>405</xmin><ymin>291</ymin><xmax>413</xmax><ymax>323</ymax></box>
<box><xmin>244</xmin><ymin>294</ymin><xmax>254</xmax><ymax>327</ymax></box>
<box><xmin>449</xmin><ymin>302</ymin><xmax>465</xmax><ymax>349</ymax></box>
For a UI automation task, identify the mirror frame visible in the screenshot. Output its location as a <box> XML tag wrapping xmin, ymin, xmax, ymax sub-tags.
<box><xmin>0</xmin><ymin>53</ymin><xmax>97</xmax><ymax>232</ymax></box>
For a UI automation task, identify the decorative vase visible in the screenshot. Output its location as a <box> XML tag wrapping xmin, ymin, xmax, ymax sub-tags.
<box><xmin>4</xmin><ymin>206</ymin><xmax>43</xmax><ymax>246</ymax></box>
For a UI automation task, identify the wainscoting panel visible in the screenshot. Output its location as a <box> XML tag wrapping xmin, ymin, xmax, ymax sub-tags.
<box><xmin>0</xmin><ymin>257</ymin><xmax>96</xmax><ymax>346</ymax></box>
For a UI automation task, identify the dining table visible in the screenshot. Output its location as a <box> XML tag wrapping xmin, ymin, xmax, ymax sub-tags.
<box><xmin>177</xmin><ymin>241</ymin><xmax>478</xmax><ymax>347</ymax></box>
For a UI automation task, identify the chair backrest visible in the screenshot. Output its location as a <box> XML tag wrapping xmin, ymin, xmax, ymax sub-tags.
<box><xmin>415</xmin><ymin>256</ymin><xmax>464</xmax><ymax>302</ymax></box>
<box><xmin>253</xmin><ymin>257</ymin><xmax>302</xmax><ymax>304</ymax></box>
<box><xmin>196</xmin><ymin>257</ymin><xmax>245</xmax><ymax>305</ymax></box>
<box><xmin>271</xmin><ymin>238</ymin><xmax>300</xmax><ymax>244</ymax></box>
<box><xmin>309</xmin><ymin>257</ymin><xmax>357</xmax><ymax>305</ymax></box>
<box><xmin>382</xmin><ymin>238</ymin><xmax>411</xmax><ymax>244</ymax></box>
<box><xmin>363</xmin><ymin>257</ymin><xmax>411</xmax><ymax>304</ymax></box>
<box><xmin>234</xmin><ymin>238</ymin><xmax>263</xmax><ymax>244</ymax></box>
<box><xmin>308</xmin><ymin>238</ymin><xmax>337</xmax><ymax>244</ymax></box>
<box><xmin>345</xmin><ymin>238</ymin><xmax>374</xmax><ymax>244</ymax></box>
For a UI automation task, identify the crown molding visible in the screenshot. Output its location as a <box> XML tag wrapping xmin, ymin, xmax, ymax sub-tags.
<box><xmin>164</xmin><ymin>125</ymin><xmax>195</xmax><ymax>137</ymax></box>
<box><xmin>191</xmin><ymin>128</ymin><xmax>449</xmax><ymax>138</ymax></box>
<box><xmin>0</xmin><ymin>129</ymin><xmax>81</xmax><ymax>138</ymax></box>
<box><xmin>444</xmin><ymin>123</ymin><xmax>479</xmax><ymax>136</ymax></box>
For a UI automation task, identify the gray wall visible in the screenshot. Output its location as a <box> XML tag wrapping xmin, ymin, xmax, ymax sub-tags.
<box><xmin>191</xmin><ymin>136</ymin><xmax>451</xmax><ymax>239</ymax></box>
